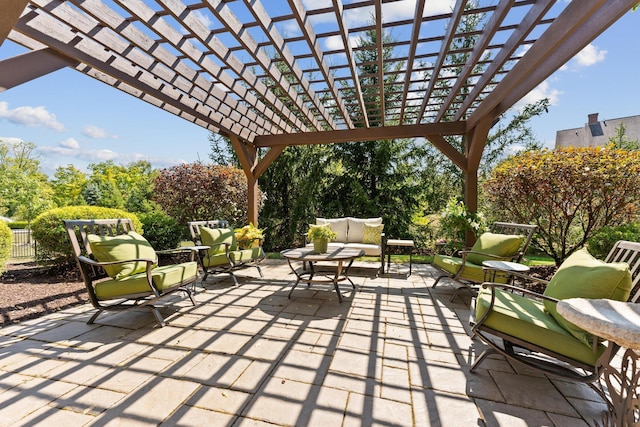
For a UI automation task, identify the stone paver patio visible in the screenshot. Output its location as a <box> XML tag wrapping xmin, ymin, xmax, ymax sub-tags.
<box><xmin>0</xmin><ymin>260</ymin><xmax>609</xmax><ymax>426</ymax></box>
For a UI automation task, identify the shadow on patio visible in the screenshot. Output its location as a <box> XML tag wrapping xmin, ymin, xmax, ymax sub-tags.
<box><xmin>0</xmin><ymin>259</ymin><xmax>607</xmax><ymax>426</ymax></box>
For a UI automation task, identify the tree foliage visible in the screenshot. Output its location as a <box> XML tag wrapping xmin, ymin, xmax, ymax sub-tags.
<box><xmin>153</xmin><ymin>162</ymin><xmax>261</xmax><ymax>227</ymax></box>
<box><xmin>51</xmin><ymin>164</ymin><xmax>87</xmax><ymax>207</ymax></box>
<box><xmin>0</xmin><ymin>140</ymin><xmax>54</xmax><ymax>224</ymax></box>
<box><xmin>484</xmin><ymin>146</ymin><xmax>640</xmax><ymax>264</ymax></box>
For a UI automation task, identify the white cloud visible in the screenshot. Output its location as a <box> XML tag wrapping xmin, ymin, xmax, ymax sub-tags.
<box><xmin>0</xmin><ymin>101</ymin><xmax>64</xmax><ymax>131</ymax></box>
<box><xmin>59</xmin><ymin>138</ymin><xmax>80</xmax><ymax>150</ymax></box>
<box><xmin>324</xmin><ymin>35</ymin><xmax>358</xmax><ymax>51</ymax></box>
<box><xmin>574</xmin><ymin>44</ymin><xmax>607</xmax><ymax>67</ymax></box>
<box><xmin>513</xmin><ymin>80</ymin><xmax>561</xmax><ymax>111</ymax></box>
<box><xmin>82</xmin><ymin>125</ymin><xmax>118</xmax><ymax>139</ymax></box>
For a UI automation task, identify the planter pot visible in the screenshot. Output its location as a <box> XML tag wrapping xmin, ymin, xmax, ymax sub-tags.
<box><xmin>313</xmin><ymin>238</ymin><xmax>328</xmax><ymax>253</ymax></box>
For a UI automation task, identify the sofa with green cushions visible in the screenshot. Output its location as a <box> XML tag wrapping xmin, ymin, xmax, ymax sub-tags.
<box><xmin>63</xmin><ymin>219</ymin><xmax>198</xmax><ymax>327</ymax></box>
<box><xmin>470</xmin><ymin>240</ymin><xmax>640</xmax><ymax>385</ymax></box>
<box><xmin>187</xmin><ymin>220</ymin><xmax>265</xmax><ymax>286</ymax></box>
<box><xmin>432</xmin><ymin>222</ymin><xmax>538</xmax><ymax>301</ymax></box>
<box><xmin>305</xmin><ymin>217</ymin><xmax>387</xmax><ymax>274</ymax></box>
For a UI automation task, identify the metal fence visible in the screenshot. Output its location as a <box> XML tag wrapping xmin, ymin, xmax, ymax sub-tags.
<box><xmin>11</xmin><ymin>229</ymin><xmax>36</xmax><ymax>259</ymax></box>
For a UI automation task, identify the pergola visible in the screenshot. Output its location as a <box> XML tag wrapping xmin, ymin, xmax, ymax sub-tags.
<box><xmin>1</xmin><ymin>0</ymin><xmax>636</xmax><ymax>226</ymax></box>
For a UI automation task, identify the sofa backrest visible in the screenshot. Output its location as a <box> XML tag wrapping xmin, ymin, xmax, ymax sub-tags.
<box><xmin>316</xmin><ymin>217</ymin><xmax>383</xmax><ymax>244</ymax></box>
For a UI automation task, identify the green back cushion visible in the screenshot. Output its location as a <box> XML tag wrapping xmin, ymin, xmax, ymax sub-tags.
<box><xmin>200</xmin><ymin>227</ymin><xmax>237</xmax><ymax>253</ymax></box>
<box><xmin>466</xmin><ymin>232</ymin><xmax>524</xmax><ymax>265</ymax></box>
<box><xmin>362</xmin><ymin>223</ymin><xmax>384</xmax><ymax>244</ymax></box>
<box><xmin>543</xmin><ymin>248</ymin><xmax>632</xmax><ymax>346</ymax></box>
<box><xmin>88</xmin><ymin>231</ymin><xmax>157</xmax><ymax>280</ymax></box>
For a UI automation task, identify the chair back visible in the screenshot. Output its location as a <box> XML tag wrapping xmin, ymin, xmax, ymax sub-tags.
<box><xmin>188</xmin><ymin>220</ymin><xmax>230</xmax><ymax>245</ymax></box>
<box><xmin>489</xmin><ymin>222</ymin><xmax>538</xmax><ymax>262</ymax></box>
<box><xmin>64</xmin><ymin>219</ymin><xmax>136</xmax><ymax>284</ymax></box>
<box><xmin>605</xmin><ymin>240</ymin><xmax>640</xmax><ymax>303</ymax></box>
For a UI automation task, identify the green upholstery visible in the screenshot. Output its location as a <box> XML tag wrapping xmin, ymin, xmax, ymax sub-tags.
<box><xmin>88</xmin><ymin>232</ymin><xmax>157</xmax><ymax>279</ymax></box>
<box><xmin>231</xmin><ymin>247</ymin><xmax>263</xmax><ymax>263</ymax></box>
<box><xmin>475</xmin><ymin>286</ymin><xmax>606</xmax><ymax>366</ymax></box>
<box><xmin>543</xmin><ymin>248</ymin><xmax>632</xmax><ymax>346</ymax></box>
<box><xmin>94</xmin><ymin>262</ymin><xmax>198</xmax><ymax>300</ymax></box>
<box><xmin>200</xmin><ymin>227</ymin><xmax>237</xmax><ymax>252</ymax></box>
<box><xmin>433</xmin><ymin>254</ymin><xmax>508</xmax><ymax>284</ymax></box>
<box><xmin>466</xmin><ymin>232</ymin><xmax>524</xmax><ymax>265</ymax></box>
<box><xmin>362</xmin><ymin>223</ymin><xmax>384</xmax><ymax>245</ymax></box>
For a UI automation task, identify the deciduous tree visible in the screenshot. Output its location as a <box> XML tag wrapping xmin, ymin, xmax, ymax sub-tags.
<box><xmin>484</xmin><ymin>146</ymin><xmax>640</xmax><ymax>264</ymax></box>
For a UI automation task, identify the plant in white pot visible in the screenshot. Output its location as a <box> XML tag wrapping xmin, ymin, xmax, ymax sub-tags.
<box><xmin>307</xmin><ymin>224</ymin><xmax>337</xmax><ymax>253</ymax></box>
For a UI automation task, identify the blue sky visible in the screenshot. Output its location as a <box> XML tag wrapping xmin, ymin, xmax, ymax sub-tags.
<box><xmin>1</xmin><ymin>3</ymin><xmax>639</xmax><ymax>176</ymax></box>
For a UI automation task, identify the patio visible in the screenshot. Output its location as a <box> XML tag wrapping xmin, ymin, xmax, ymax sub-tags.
<box><xmin>0</xmin><ymin>259</ymin><xmax>608</xmax><ymax>426</ymax></box>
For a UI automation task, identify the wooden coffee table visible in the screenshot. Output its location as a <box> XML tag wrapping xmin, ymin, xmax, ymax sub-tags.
<box><xmin>280</xmin><ymin>247</ymin><xmax>364</xmax><ymax>303</ymax></box>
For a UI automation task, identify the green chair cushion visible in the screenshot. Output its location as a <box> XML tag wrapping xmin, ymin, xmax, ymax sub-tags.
<box><xmin>433</xmin><ymin>254</ymin><xmax>508</xmax><ymax>284</ymax></box>
<box><xmin>200</xmin><ymin>227</ymin><xmax>237</xmax><ymax>253</ymax></box>
<box><xmin>88</xmin><ymin>231</ymin><xmax>157</xmax><ymax>280</ymax></box>
<box><xmin>230</xmin><ymin>247</ymin><xmax>263</xmax><ymax>263</ymax></box>
<box><xmin>466</xmin><ymin>232</ymin><xmax>524</xmax><ymax>265</ymax></box>
<box><xmin>475</xmin><ymin>286</ymin><xmax>606</xmax><ymax>366</ymax></box>
<box><xmin>543</xmin><ymin>248</ymin><xmax>632</xmax><ymax>346</ymax></box>
<box><xmin>94</xmin><ymin>261</ymin><xmax>197</xmax><ymax>300</ymax></box>
<box><xmin>203</xmin><ymin>252</ymin><xmax>231</xmax><ymax>268</ymax></box>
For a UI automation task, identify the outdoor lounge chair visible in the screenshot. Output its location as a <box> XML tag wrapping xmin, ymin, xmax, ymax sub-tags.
<box><xmin>470</xmin><ymin>240</ymin><xmax>640</xmax><ymax>388</ymax></box>
<box><xmin>188</xmin><ymin>220</ymin><xmax>265</xmax><ymax>287</ymax></box>
<box><xmin>432</xmin><ymin>222</ymin><xmax>538</xmax><ymax>301</ymax></box>
<box><xmin>64</xmin><ymin>219</ymin><xmax>198</xmax><ymax>327</ymax></box>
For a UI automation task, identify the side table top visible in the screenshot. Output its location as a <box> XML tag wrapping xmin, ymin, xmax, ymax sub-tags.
<box><xmin>481</xmin><ymin>260</ymin><xmax>530</xmax><ymax>273</ymax></box>
<box><xmin>387</xmin><ymin>239</ymin><xmax>414</xmax><ymax>247</ymax></box>
<box><xmin>557</xmin><ymin>298</ymin><xmax>640</xmax><ymax>350</ymax></box>
<box><xmin>281</xmin><ymin>247</ymin><xmax>365</xmax><ymax>261</ymax></box>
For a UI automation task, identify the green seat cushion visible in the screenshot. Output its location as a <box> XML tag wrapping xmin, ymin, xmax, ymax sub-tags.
<box><xmin>230</xmin><ymin>247</ymin><xmax>263</xmax><ymax>263</ymax></box>
<box><xmin>200</xmin><ymin>227</ymin><xmax>237</xmax><ymax>252</ymax></box>
<box><xmin>466</xmin><ymin>232</ymin><xmax>524</xmax><ymax>265</ymax></box>
<box><xmin>433</xmin><ymin>254</ymin><xmax>508</xmax><ymax>284</ymax></box>
<box><xmin>203</xmin><ymin>252</ymin><xmax>231</xmax><ymax>268</ymax></box>
<box><xmin>94</xmin><ymin>261</ymin><xmax>197</xmax><ymax>300</ymax></box>
<box><xmin>88</xmin><ymin>232</ymin><xmax>157</xmax><ymax>280</ymax></box>
<box><xmin>543</xmin><ymin>248</ymin><xmax>632</xmax><ymax>346</ymax></box>
<box><xmin>475</xmin><ymin>286</ymin><xmax>606</xmax><ymax>366</ymax></box>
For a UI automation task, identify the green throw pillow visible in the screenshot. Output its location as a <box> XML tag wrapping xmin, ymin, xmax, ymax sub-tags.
<box><xmin>88</xmin><ymin>231</ymin><xmax>157</xmax><ymax>280</ymax></box>
<box><xmin>362</xmin><ymin>223</ymin><xmax>384</xmax><ymax>244</ymax></box>
<box><xmin>200</xmin><ymin>227</ymin><xmax>237</xmax><ymax>253</ymax></box>
<box><xmin>466</xmin><ymin>232</ymin><xmax>524</xmax><ymax>265</ymax></box>
<box><xmin>543</xmin><ymin>248</ymin><xmax>632</xmax><ymax>347</ymax></box>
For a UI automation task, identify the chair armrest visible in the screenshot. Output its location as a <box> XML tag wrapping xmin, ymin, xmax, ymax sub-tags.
<box><xmin>478</xmin><ymin>281</ymin><xmax>558</xmax><ymax>303</ymax></box>
<box><xmin>459</xmin><ymin>250</ymin><xmax>514</xmax><ymax>263</ymax></box>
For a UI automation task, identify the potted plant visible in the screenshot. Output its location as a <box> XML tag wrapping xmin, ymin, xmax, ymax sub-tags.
<box><xmin>234</xmin><ymin>223</ymin><xmax>264</xmax><ymax>250</ymax></box>
<box><xmin>307</xmin><ymin>225</ymin><xmax>337</xmax><ymax>253</ymax></box>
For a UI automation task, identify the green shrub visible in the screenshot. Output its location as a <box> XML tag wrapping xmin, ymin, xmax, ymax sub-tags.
<box><xmin>0</xmin><ymin>222</ymin><xmax>11</xmax><ymax>274</ymax></box>
<box><xmin>138</xmin><ymin>211</ymin><xmax>182</xmax><ymax>250</ymax></box>
<box><xmin>8</xmin><ymin>221</ymin><xmax>28</xmax><ymax>229</ymax></box>
<box><xmin>587</xmin><ymin>223</ymin><xmax>640</xmax><ymax>260</ymax></box>
<box><xmin>32</xmin><ymin>206</ymin><xmax>142</xmax><ymax>266</ymax></box>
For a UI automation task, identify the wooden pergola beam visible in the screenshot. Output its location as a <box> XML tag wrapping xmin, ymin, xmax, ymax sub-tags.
<box><xmin>0</xmin><ymin>47</ymin><xmax>77</xmax><ymax>91</ymax></box>
<box><xmin>253</xmin><ymin>122</ymin><xmax>467</xmax><ymax>147</ymax></box>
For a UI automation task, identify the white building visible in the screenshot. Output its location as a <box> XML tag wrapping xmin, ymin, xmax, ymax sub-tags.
<box><xmin>555</xmin><ymin>113</ymin><xmax>640</xmax><ymax>148</ymax></box>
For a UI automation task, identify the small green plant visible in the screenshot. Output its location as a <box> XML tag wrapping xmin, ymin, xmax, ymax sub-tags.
<box><xmin>0</xmin><ymin>221</ymin><xmax>11</xmax><ymax>274</ymax></box>
<box><xmin>307</xmin><ymin>224</ymin><xmax>337</xmax><ymax>241</ymax></box>
<box><xmin>439</xmin><ymin>198</ymin><xmax>485</xmax><ymax>241</ymax></box>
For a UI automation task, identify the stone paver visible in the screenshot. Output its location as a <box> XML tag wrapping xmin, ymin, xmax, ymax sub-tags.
<box><xmin>0</xmin><ymin>259</ymin><xmax>612</xmax><ymax>426</ymax></box>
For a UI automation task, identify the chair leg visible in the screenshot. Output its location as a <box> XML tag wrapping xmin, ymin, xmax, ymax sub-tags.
<box><xmin>432</xmin><ymin>275</ymin><xmax>446</xmax><ymax>287</ymax></box>
<box><xmin>256</xmin><ymin>264</ymin><xmax>264</xmax><ymax>278</ymax></box>
<box><xmin>229</xmin><ymin>272</ymin><xmax>239</xmax><ymax>285</ymax></box>
<box><xmin>87</xmin><ymin>310</ymin><xmax>102</xmax><ymax>325</ymax></box>
<box><xmin>149</xmin><ymin>306</ymin><xmax>166</xmax><ymax>327</ymax></box>
<box><xmin>470</xmin><ymin>347</ymin><xmax>498</xmax><ymax>372</ymax></box>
